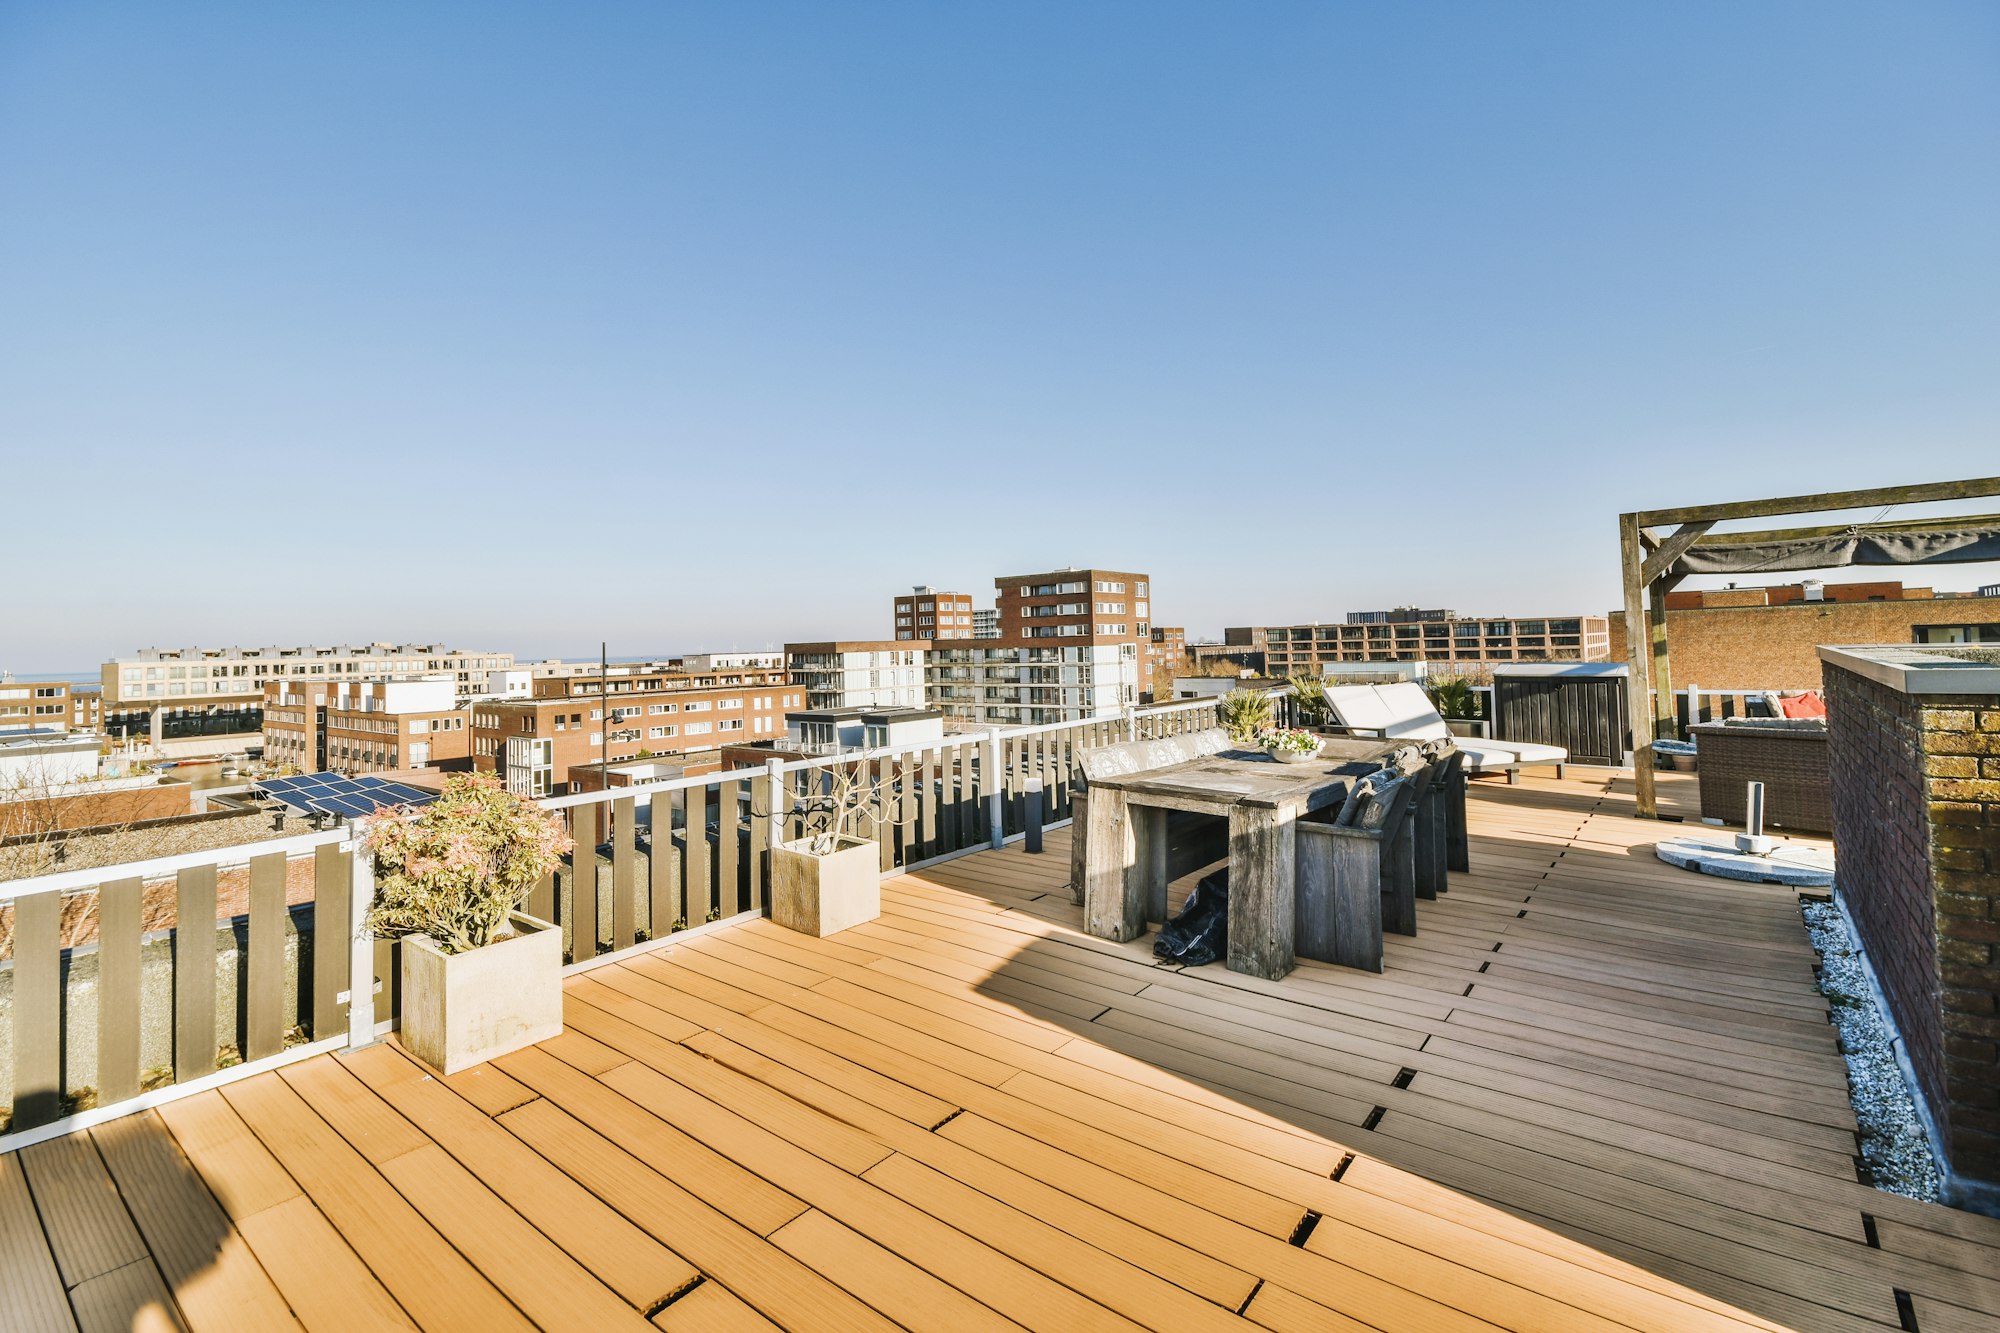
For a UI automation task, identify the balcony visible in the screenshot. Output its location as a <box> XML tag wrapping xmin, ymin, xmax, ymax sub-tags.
<box><xmin>2</xmin><ymin>704</ymin><xmax>1998</xmax><ymax>1330</ymax></box>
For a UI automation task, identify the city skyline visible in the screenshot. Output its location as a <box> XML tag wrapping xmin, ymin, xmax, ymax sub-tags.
<box><xmin>6</xmin><ymin>4</ymin><xmax>1998</xmax><ymax>667</ymax></box>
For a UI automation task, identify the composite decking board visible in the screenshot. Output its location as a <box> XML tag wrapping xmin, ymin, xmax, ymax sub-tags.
<box><xmin>495</xmin><ymin>1097</ymin><xmax>903</xmax><ymax>1333</ymax></box>
<box><xmin>680</xmin><ymin>1026</ymin><xmax>1263</xmax><ymax>1313</ymax></box>
<box><xmin>228</xmin><ymin>1194</ymin><xmax>417</xmax><ymax>1332</ymax></box>
<box><xmin>17</xmin><ymin>1132</ymin><xmax>150</xmax><ymax>1289</ymax></box>
<box><xmin>87</xmin><ymin>1114</ymin><xmax>299</xmax><ymax>1332</ymax></box>
<box><xmin>65</xmin><ymin>1256</ymin><xmax>184</xmax><ymax>1333</ymax></box>
<box><xmin>337</xmin><ymin>1042</ymin><xmax>700</xmax><ymax>1309</ymax></box>
<box><xmin>650</xmin><ymin>1279</ymin><xmax>783</xmax><ymax>1332</ymax></box>
<box><xmin>0</xmin><ymin>1148</ymin><xmax>78</xmax><ymax>1333</ymax></box>
<box><xmin>214</xmin><ymin>1072</ymin><xmax>536</xmax><ymax>1331</ymax></box>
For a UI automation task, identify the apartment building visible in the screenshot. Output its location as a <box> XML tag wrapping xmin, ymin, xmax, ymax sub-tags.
<box><xmin>972</xmin><ymin>608</ymin><xmax>999</xmax><ymax>639</ymax></box>
<box><xmin>928</xmin><ymin>567</ymin><xmax>1150</xmax><ymax>726</ymax></box>
<box><xmin>0</xmin><ymin>677</ymin><xmax>100</xmax><ymax>734</ymax></box>
<box><xmin>1145</xmin><ymin>627</ymin><xmax>1187</xmax><ymax>701</ymax></box>
<box><xmin>893</xmin><ymin>587</ymin><xmax>978</xmax><ymax>641</ymax></box>
<box><xmin>785</xmin><ymin>642</ymin><xmax>929</xmax><ymax>711</ymax></box>
<box><xmin>471</xmin><ymin>665</ymin><xmax>799</xmax><ymax>797</ymax></box>
<box><xmin>262</xmin><ymin>677</ymin><xmax>470</xmax><ymax>776</ymax></box>
<box><xmin>1261</xmin><ymin>614</ymin><xmax>1611</xmax><ymax>675</ymax></box>
<box><xmin>101</xmin><ymin>643</ymin><xmax>513</xmax><ymax>744</ymax></box>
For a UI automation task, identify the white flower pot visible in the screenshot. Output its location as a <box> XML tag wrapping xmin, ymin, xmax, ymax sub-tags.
<box><xmin>772</xmin><ymin>836</ymin><xmax>880</xmax><ymax>937</ymax></box>
<box><xmin>399</xmin><ymin>910</ymin><xmax>563</xmax><ymax>1075</ymax></box>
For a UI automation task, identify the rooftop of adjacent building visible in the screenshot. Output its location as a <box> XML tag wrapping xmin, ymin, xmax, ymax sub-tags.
<box><xmin>118</xmin><ymin>643</ymin><xmax>509</xmax><ymax>661</ymax></box>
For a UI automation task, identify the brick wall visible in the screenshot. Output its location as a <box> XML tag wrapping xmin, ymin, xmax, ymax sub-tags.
<box><xmin>1824</xmin><ymin>661</ymin><xmax>2000</xmax><ymax>1188</ymax></box>
<box><xmin>1610</xmin><ymin>596</ymin><xmax>2000</xmax><ymax>690</ymax></box>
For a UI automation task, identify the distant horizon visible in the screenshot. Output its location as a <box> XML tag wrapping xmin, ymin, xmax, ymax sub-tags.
<box><xmin>9</xmin><ymin>566</ymin><xmax>1999</xmax><ymax>676</ymax></box>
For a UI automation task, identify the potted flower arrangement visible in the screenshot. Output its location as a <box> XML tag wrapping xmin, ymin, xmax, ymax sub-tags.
<box><xmin>1260</xmin><ymin>727</ymin><xmax>1325</xmax><ymax>765</ymax></box>
<box><xmin>363</xmin><ymin>773</ymin><xmax>573</xmax><ymax>1074</ymax></box>
<box><xmin>772</xmin><ymin>758</ymin><xmax>899</xmax><ymax>938</ymax></box>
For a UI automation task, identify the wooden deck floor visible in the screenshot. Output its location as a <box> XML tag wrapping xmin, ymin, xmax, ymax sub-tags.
<box><xmin>7</xmin><ymin>770</ymin><xmax>2000</xmax><ymax>1332</ymax></box>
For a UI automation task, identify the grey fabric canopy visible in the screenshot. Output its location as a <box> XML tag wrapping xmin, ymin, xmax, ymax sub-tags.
<box><xmin>1673</xmin><ymin>519</ymin><xmax>2000</xmax><ymax>576</ymax></box>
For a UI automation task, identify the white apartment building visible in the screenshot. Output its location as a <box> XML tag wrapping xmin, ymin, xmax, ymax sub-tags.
<box><xmin>101</xmin><ymin>643</ymin><xmax>512</xmax><ymax>746</ymax></box>
<box><xmin>784</xmin><ymin>642</ymin><xmax>929</xmax><ymax>712</ymax></box>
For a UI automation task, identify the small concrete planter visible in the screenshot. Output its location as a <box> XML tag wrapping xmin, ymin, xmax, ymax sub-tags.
<box><xmin>772</xmin><ymin>836</ymin><xmax>880</xmax><ymax>937</ymax></box>
<box><xmin>399</xmin><ymin>911</ymin><xmax>562</xmax><ymax>1075</ymax></box>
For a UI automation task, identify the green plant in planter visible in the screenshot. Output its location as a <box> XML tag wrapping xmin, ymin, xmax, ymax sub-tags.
<box><xmin>1219</xmin><ymin>688</ymin><xmax>1273</xmax><ymax>742</ymax></box>
<box><xmin>363</xmin><ymin>773</ymin><xmax>573</xmax><ymax>955</ymax></box>
<box><xmin>1287</xmin><ymin>674</ymin><xmax>1330</xmax><ymax>727</ymax></box>
<box><xmin>1425</xmin><ymin>676</ymin><xmax>1479</xmax><ymax>720</ymax></box>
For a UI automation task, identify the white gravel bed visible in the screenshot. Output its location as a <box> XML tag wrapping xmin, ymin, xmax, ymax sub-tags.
<box><xmin>1802</xmin><ymin>898</ymin><xmax>1942</xmax><ymax>1202</ymax></box>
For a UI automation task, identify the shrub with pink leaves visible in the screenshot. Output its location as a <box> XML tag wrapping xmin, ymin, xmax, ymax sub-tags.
<box><xmin>362</xmin><ymin>773</ymin><xmax>572</xmax><ymax>954</ymax></box>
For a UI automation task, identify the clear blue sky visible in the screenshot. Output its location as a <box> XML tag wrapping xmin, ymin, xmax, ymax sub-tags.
<box><xmin>3</xmin><ymin>3</ymin><xmax>1997</xmax><ymax>671</ymax></box>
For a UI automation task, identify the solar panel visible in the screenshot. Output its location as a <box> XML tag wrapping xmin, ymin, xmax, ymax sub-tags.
<box><xmin>256</xmin><ymin>772</ymin><xmax>439</xmax><ymax>819</ymax></box>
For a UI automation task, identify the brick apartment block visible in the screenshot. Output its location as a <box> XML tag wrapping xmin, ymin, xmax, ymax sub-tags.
<box><xmin>472</xmin><ymin>665</ymin><xmax>800</xmax><ymax>797</ymax></box>
<box><xmin>1611</xmin><ymin>582</ymin><xmax>2000</xmax><ymax>690</ymax></box>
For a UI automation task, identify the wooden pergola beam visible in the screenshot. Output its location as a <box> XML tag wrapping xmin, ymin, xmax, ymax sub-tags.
<box><xmin>1618</xmin><ymin>475</ymin><xmax>2000</xmax><ymax>819</ymax></box>
<box><xmin>1640</xmin><ymin>520</ymin><xmax>1716</xmax><ymax>586</ymax></box>
<box><xmin>1632</xmin><ymin>476</ymin><xmax>2000</xmax><ymax>528</ymax></box>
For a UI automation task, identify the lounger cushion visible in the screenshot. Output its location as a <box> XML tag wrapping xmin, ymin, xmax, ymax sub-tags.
<box><xmin>1370</xmin><ymin>684</ymin><xmax>1454</xmax><ymax>741</ymax></box>
<box><xmin>1325</xmin><ymin>685</ymin><xmax>1398</xmax><ymax>736</ymax></box>
<box><xmin>1454</xmin><ymin>738</ymin><xmax>1567</xmax><ymax>771</ymax></box>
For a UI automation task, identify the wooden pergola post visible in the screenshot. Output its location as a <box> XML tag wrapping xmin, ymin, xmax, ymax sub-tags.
<box><xmin>1619</xmin><ymin>476</ymin><xmax>2000</xmax><ymax>818</ymax></box>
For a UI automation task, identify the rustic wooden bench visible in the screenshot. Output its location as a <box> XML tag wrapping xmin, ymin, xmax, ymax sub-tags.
<box><xmin>1067</xmin><ymin>729</ymin><xmax>1234</xmax><ymax>908</ymax></box>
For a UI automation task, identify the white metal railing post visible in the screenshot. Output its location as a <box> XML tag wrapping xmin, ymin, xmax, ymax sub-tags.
<box><xmin>344</xmin><ymin>821</ymin><xmax>377</xmax><ymax>1047</ymax></box>
<box><xmin>1122</xmin><ymin>704</ymin><xmax>1137</xmax><ymax>741</ymax></box>
<box><xmin>764</xmin><ymin>757</ymin><xmax>786</xmax><ymax>852</ymax></box>
<box><xmin>983</xmin><ymin>726</ymin><xmax>1004</xmax><ymax>849</ymax></box>
<box><xmin>1686</xmin><ymin>682</ymin><xmax>1700</xmax><ymax>732</ymax></box>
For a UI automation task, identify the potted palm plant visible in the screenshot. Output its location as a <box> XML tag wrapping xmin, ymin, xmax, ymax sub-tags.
<box><xmin>363</xmin><ymin>773</ymin><xmax>573</xmax><ymax>1074</ymax></box>
<box><xmin>772</xmin><ymin>758</ymin><xmax>900</xmax><ymax>937</ymax></box>
<box><xmin>1219</xmin><ymin>687</ymin><xmax>1274</xmax><ymax>742</ymax></box>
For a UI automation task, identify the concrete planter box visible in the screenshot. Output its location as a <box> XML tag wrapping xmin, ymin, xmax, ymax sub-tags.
<box><xmin>398</xmin><ymin>911</ymin><xmax>562</xmax><ymax>1075</ymax></box>
<box><xmin>772</xmin><ymin>836</ymin><xmax>879</xmax><ymax>937</ymax></box>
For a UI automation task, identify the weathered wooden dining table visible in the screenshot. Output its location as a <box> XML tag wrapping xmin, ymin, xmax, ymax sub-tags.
<box><xmin>1080</xmin><ymin>737</ymin><xmax>1401</xmax><ymax>979</ymax></box>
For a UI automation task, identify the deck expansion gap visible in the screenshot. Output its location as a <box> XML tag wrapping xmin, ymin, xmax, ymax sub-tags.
<box><xmin>1895</xmin><ymin>1289</ymin><xmax>1918</xmax><ymax>1331</ymax></box>
<box><xmin>930</xmin><ymin>1108</ymin><xmax>964</xmax><ymax>1132</ymax></box>
<box><xmin>646</xmin><ymin>1274</ymin><xmax>706</xmax><ymax>1318</ymax></box>
<box><xmin>1331</xmin><ymin>1153</ymin><xmax>1356</xmax><ymax>1182</ymax></box>
<box><xmin>1461</xmin><ymin>984</ymin><xmax>1474</xmax><ymax>996</ymax></box>
<box><xmin>1853</xmin><ymin>1155</ymin><xmax>1874</xmax><ymax>1187</ymax></box>
<box><xmin>1477</xmin><ymin>960</ymin><xmax>1490</xmax><ymax>973</ymax></box>
<box><xmin>1286</xmin><ymin>1211</ymin><xmax>1322</xmax><ymax>1247</ymax></box>
<box><xmin>1861</xmin><ymin>1213</ymin><xmax>1880</xmax><ymax>1248</ymax></box>
<box><xmin>1088</xmin><ymin>1005</ymin><xmax>1113</xmax><ymax>1023</ymax></box>
<box><xmin>1515</xmin><ymin>909</ymin><xmax>1528</xmax><ymax>918</ymax></box>
<box><xmin>1361</xmin><ymin>1105</ymin><xmax>1387</xmax><ymax>1132</ymax></box>
<box><xmin>1392</xmin><ymin>1067</ymin><xmax>1417</xmax><ymax>1089</ymax></box>
<box><xmin>1235</xmin><ymin>1279</ymin><xmax>1265</xmax><ymax>1316</ymax></box>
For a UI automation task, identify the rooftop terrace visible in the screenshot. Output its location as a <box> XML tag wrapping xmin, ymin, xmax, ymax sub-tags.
<box><xmin>5</xmin><ymin>769</ymin><xmax>1998</xmax><ymax>1331</ymax></box>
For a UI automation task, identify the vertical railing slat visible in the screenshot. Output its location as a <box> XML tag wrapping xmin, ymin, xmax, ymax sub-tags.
<box><xmin>174</xmin><ymin>864</ymin><xmax>218</xmax><ymax>1084</ymax></box>
<box><xmin>717</xmin><ymin>780</ymin><xmax>742</xmax><ymax>917</ymax></box>
<box><xmin>651</xmin><ymin>791</ymin><xmax>682</xmax><ymax>936</ymax></box>
<box><xmin>570</xmin><ymin>808</ymin><xmax>598</xmax><ymax>964</ymax></box>
<box><xmin>312</xmin><ymin>845</ymin><xmax>350</xmax><ymax>1040</ymax></box>
<box><xmin>246</xmin><ymin>853</ymin><xmax>286</xmax><ymax>1062</ymax></box>
<box><xmin>897</xmin><ymin>754</ymin><xmax>918</xmax><ymax>868</ymax></box>
<box><xmin>920</xmin><ymin>747</ymin><xmax>939</xmax><ymax>859</ymax></box>
<box><xmin>97</xmin><ymin>877</ymin><xmax>142</xmax><ymax>1107</ymax></box>
<box><xmin>612</xmin><ymin>796</ymin><xmax>636</xmax><ymax>950</ymax></box>
<box><xmin>12</xmin><ymin>890</ymin><xmax>64</xmax><ymax>1129</ymax></box>
<box><xmin>528</xmin><ymin>870</ymin><xmax>555</xmax><ymax>926</ymax></box>
<box><xmin>686</xmin><ymin>785</ymin><xmax>711</xmax><ymax>925</ymax></box>
<box><xmin>749</xmin><ymin>772</ymin><xmax>772</xmax><ymax>916</ymax></box>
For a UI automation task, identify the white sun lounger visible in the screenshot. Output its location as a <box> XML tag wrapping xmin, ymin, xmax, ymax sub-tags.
<box><xmin>1324</xmin><ymin>683</ymin><xmax>1568</xmax><ymax>783</ymax></box>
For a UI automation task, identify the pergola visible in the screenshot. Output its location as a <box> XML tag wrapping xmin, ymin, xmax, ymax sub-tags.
<box><xmin>1619</xmin><ymin>475</ymin><xmax>2000</xmax><ymax>818</ymax></box>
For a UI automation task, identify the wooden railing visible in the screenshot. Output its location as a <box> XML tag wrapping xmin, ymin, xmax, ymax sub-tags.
<box><xmin>0</xmin><ymin>693</ymin><xmax>1246</xmax><ymax>1144</ymax></box>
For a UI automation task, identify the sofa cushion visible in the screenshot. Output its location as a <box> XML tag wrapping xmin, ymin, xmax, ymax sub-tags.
<box><xmin>1371</xmin><ymin>683</ymin><xmax>1453</xmax><ymax>741</ymax></box>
